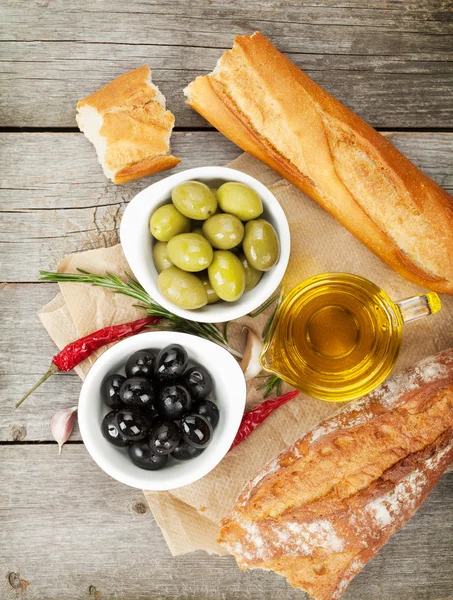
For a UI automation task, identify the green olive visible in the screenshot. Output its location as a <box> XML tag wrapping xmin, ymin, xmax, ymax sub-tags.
<box><xmin>208</xmin><ymin>250</ymin><xmax>246</xmax><ymax>302</ymax></box>
<box><xmin>158</xmin><ymin>266</ymin><xmax>208</xmax><ymax>310</ymax></box>
<box><xmin>153</xmin><ymin>241</ymin><xmax>173</xmax><ymax>273</ymax></box>
<box><xmin>238</xmin><ymin>251</ymin><xmax>263</xmax><ymax>291</ymax></box>
<box><xmin>171</xmin><ymin>181</ymin><xmax>217</xmax><ymax>220</ymax></box>
<box><xmin>167</xmin><ymin>233</ymin><xmax>213</xmax><ymax>272</ymax></box>
<box><xmin>198</xmin><ymin>272</ymin><xmax>220</xmax><ymax>304</ymax></box>
<box><xmin>150</xmin><ymin>204</ymin><xmax>190</xmax><ymax>242</ymax></box>
<box><xmin>217</xmin><ymin>182</ymin><xmax>263</xmax><ymax>221</ymax></box>
<box><xmin>202</xmin><ymin>213</ymin><xmax>245</xmax><ymax>250</ymax></box>
<box><xmin>243</xmin><ymin>219</ymin><xmax>280</xmax><ymax>271</ymax></box>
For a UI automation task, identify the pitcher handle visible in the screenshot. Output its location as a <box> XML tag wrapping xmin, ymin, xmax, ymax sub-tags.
<box><xmin>396</xmin><ymin>292</ymin><xmax>441</xmax><ymax>324</ymax></box>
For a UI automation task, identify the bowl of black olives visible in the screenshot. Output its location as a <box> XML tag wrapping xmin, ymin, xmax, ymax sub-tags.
<box><xmin>120</xmin><ymin>166</ymin><xmax>290</xmax><ymax>324</ymax></box>
<box><xmin>78</xmin><ymin>331</ymin><xmax>246</xmax><ymax>490</ymax></box>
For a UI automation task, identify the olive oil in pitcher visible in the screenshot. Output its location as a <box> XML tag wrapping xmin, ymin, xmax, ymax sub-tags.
<box><xmin>260</xmin><ymin>273</ymin><xmax>441</xmax><ymax>402</ymax></box>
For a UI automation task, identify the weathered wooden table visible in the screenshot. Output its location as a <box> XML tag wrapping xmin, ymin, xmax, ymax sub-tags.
<box><xmin>1</xmin><ymin>1</ymin><xmax>453</xmax><ymax>598</ymax></box>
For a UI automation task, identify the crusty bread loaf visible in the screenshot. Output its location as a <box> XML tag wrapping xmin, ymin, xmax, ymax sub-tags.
<box><xmin>185</xmin><ymin>33</ymin><xmax>453</xmax><ymax>294</ymax></box>
<box><xmin>219</xmin><ymin>349</ymin><xmax>453</xmax><ymax>600</ymax></box>
<box><xmin>77</xmin><ymin>66</ymin><xmax>180</xmax><ymax>184</ymax></box>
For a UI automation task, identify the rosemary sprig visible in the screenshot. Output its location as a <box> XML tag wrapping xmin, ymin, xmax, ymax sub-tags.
<box><xmin>39</xmin><ymin>269</ymin><xmax>243</xmax><ymax>358</ymax></box>
<box><xmin>257</xmin><ymin>374</ymin><xmax>282</xmax><ymax>399</ymax></box>
<box><xmin>262</xmin><ymin>295</ymin><xmax>280</xmax><ymax>344</ymax></box>
<box><xmin>248</xmin><ymin>292</ymin><xmax>280</xmax><ymax>318</ymax></box>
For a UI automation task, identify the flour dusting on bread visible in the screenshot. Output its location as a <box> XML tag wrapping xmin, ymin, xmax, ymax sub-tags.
<box><xmin>219</xmin><ymin>349</ymin><xmax>453</xmax><ymax>600</ymax></box>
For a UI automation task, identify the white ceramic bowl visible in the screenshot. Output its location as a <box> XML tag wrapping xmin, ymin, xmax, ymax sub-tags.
<box><xmin>120</xmin><ymin>166</ymin><xmax>290</xmax><ymax>323</ymax></box>
<box><xmin>78</xmin><ymin>331</ymin><xmax>246</xmax><ymax>490</ymax></box>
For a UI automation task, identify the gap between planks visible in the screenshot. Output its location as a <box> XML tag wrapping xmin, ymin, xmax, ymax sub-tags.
<box><xmin>2</xmin><ymin>127</ymin><xmax>453</xmax><ymax>133</ymax></box>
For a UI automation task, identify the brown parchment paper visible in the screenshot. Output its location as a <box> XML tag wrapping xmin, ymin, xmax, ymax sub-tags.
<box><xmin>39</xmin><ymin>153</ymin><xmax>453</xmax><ymax>556</ymax></box>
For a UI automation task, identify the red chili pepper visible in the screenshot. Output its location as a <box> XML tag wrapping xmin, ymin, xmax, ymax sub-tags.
<box><xmin>16</xmin><ymin>316</ymin><xmax>159</xmax><ymax>408</ymax></box>
<box><xmin>229</xmin><ymin>389</ymin><xmax>300</xmax><ymax>451</ymax></box>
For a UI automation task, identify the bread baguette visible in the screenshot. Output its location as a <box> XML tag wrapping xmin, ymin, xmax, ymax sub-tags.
<box><xmin>219</xmin><ymin>349</ymin><xmax>453</xmax><ymax>600</ymax></box>
<box><xmin>185</xmin><ymin>33</ymin><xmax>453</xmax><ymax>294</ymax></box>
<box><xmin>77</xmin><ymin>66</ymin><xmax>180</xmax><ymax>184</ymax></box>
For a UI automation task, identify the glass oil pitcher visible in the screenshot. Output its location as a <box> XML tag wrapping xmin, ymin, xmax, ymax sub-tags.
<box><xmin>260</xmin><ymin>273</ymin><xmax>441</xmax><ymax>402</ymax></box>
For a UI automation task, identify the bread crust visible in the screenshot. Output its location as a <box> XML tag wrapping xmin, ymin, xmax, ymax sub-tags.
<box><xmin>114</xmin><ymin>155</ymin><xmax>181</xmax><ymax>184</ymax></box>
<box><xmin>185</xmin><ymin>33</ymin><xmax>453</xmax><ymax>293</ymax></box>
<box><xmin>77</xmin><ymin>66</ymin><xmax>180</xmax><ymax>183</ymax></box>
<box><xmin>219</xmin><ymin>349</ymin><xmax>453</xmax><ymax>600</ymax></box>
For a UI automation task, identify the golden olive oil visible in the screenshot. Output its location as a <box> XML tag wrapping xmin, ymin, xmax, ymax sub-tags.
<box><xmin>261</xmin><ymin>274</ymin><xmax>404</xmax><ymax>402</ymax></box>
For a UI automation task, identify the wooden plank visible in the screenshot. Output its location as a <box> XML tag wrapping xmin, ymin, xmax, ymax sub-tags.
<box><xmin>0</xmin><ymin>282</ymin><xmax>84</xmax><ymax>441</ymax></box>
<box><xmin>1</xmin><ymin>131</ymin><xmax>453</xmax><ymax>282</ymax></box>
<box><xmin>2</xmin><ymin>42</ymin><xmax>451</xmax><ymax>130</ymax></box>
<box><xmin>4</xmin><ymin>277</ymin><xmax>453</xmax><ymax>444</ymax></box>
<box><xmin>0</xmin><ymin>131</ymin><xmax>241</xmax><ymax>281</ymax></box>
<box><xmin>4</xmin><ymin>0</ymin><xmax>452</xmax><ymax>45</ymax></box>
<box><xmin>2</xmin><ymin>43</ymin><xmax>452</xmax><ymax>130</ymax></box>
<box><xmin>5</xmin><ymin>0</ymin><xmax>453</xmax><ymax>40</ymax></box>
<box><xmin>1</xmin><ymin>0</ymin><xmax>452</xmax><ymax>128</ymax></box>
<box><xmin>1</xmin><ymin>444</ymin><xmax>452</xmax><ymax>600</ymax></box>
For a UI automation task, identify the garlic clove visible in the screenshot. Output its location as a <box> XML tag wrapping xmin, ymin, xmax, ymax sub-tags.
<box><xmin>51</xmin><ymin>406</ymin><xmax>78</xmax><ymax>454</ymax></box>
<box><xmin>240</xmin><ymin>327</ymin><xmax>264</xmax><ymax>381</ymax></box>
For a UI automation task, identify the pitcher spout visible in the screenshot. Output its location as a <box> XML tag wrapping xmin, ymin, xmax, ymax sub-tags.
<box><xmin>259</xmin><ymin>331</ymin><xmax>282</xmax><ymax>378</ymax></box>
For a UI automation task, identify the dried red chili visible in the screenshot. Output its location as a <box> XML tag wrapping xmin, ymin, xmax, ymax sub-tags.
<box><xmin>51</xmin><ymin>317</ymin><xmax>158</xmax><ymax>371</ymax></box>
<box><xmin>229</xmin><ymin>389</ymin><xmax>300</xmax><ymax>451</ymax></box>
<box><xmin>16</xmin><ymin>316</ymin><xmax>159</xmax><ymax>408</ymax></box>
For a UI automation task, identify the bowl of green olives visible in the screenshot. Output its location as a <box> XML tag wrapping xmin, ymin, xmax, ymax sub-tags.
<box><xmin>120</xmin><ymin>167</ymin><xmax>290</xmax><ymax>323</ymax></box>
<box><xmin>78</xmin><ymin>331</ymin><xmax>246</xmax><ymax>490</ymax></box>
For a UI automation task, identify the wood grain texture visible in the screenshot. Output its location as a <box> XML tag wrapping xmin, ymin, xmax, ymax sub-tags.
<box><xmin>1</xmin><ymin>131</ymin><xmax>453</xmax><ymax>282</ymax></box>
<box><xmin>0</xmin><ymin>282</ymin><xmax>84</xmax><ymax>441</ymax></box>
<box><xmin>1</xmin><ymin>2</ymin><xmax>453</xmax><ymax>597</ymax></box>
<box><xmin>1</xmin><ymin>0</ymin><xmax>452</xmax><ymax>127</ymax></box>
<box><xmin>0</xmin><ymin>131</ymin><xmax>240</xmax><ymax>281</ymax></box>
<box><xmin>4</xmin><ymin>281</ymin><xmax>453</xmax><ymax>449</ymax></box>
<box><xmin>1</xmin><ymin>444</ymin><xmax>452</xmax><ymax>600</ymax></box>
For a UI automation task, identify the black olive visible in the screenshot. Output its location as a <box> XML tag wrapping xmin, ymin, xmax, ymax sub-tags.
<box><xmin>101</xmin><ymin>374</ymin><xmax>126</xmax><ymax>410</ymax></box>
<box><xmin>101</xmin><ymin>410</ymin><xmax>130</xmax><ymax>447</ymax></box>
<box><xmin>157</xmin><ymin>384</ymin><xmax>192</xmax><ymax>420</ymax></box>
<box><xmin>149</xmin><ymin>420</ymin><xmax>181</xmax><ymax>455</ymax></box>
<box><xmin>128</xmin><ymin>440</ymin><xmax>168</xmax><ymax>470</ymax></box>
<box><xmin>119</xmin><ymin>377</ymin><xmax>157</xmax><ymax>415</ymax></box>
<box><xmin>181</xmin><ymin>365</ymin><xmax>213</xmax><ymax>400</ymax></box>
<box><xmin>115</xmin><ymin>408</ymin><xmax>152</xmax><ymax>441</ymax></box>
<box><xmin>171</xmin><ymin>439</ymin><xmax>204</xmax><ymax>461</ymax></box>
<box><xmin>125</xmin><ymin>349</ymin><xmax>156</xmax><ymax>379</ymax></box>
<box><xmin>193</xmin><ymin>399</ymin><xmax>219</xmax><ymax>428</ymax></box>
<box><xmin>180</xmin><ymin>413</ymin><xmax>213</xmax><ymax>449</ymax></box>
<box><xmin>154</xmin><ymin>344</ymin><xmax>188</xmax><ymax>381</ymax></box>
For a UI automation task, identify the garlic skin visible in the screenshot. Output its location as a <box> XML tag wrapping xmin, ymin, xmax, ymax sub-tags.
<box><xmin>240</xmin><ymin>327</ymin><xmax>264</xmax><ymax>380</ymax></box>
<box><xmin>51</xmin><ymin>406</ymin><xmax>78</xmax><ymax>454</ymax></box>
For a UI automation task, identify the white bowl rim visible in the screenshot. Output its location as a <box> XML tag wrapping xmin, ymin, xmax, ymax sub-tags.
<box><xmin>120</xmin><ymin>166</ymin><xmax>290</xmax><ymax>323</ymax></box>
<box><xmin>78</xmin><ymin>331</ymin><xmax>247</xmax><ymax>490</ymax></box>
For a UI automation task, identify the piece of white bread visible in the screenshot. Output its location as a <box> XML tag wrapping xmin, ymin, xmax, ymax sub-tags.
<box><xmin>185</xmin><ymin>33</ymin><xmax>453</xmax><ymax>294</ymax></box>
<box><xmin>77</xmin><ymin>66</ymin><xmax>180</xmax><ymax>184</ymax></box>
